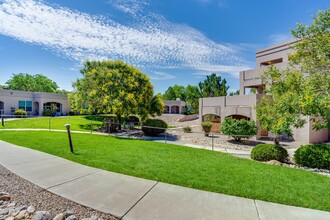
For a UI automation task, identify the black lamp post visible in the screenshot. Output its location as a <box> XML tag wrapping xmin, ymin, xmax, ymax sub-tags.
<box><xmin>65</xmin><ymin>124</ymin><xmax>74</xmax><ymax>153</ymax></box>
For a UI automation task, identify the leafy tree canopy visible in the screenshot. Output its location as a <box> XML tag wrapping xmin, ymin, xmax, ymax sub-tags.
<box><xmin>5</xmin><ymin>73</ymin><xmax>60</xmax><ymax>93</ymax></box>
<box><xmin>72</xmin><ymin>60</ymin><xmax>155</xmax><ymax>120</ymax></box>
<box><xmin>198</xmin><ymin>73</ymin><xmax>229</xmax><ymax>97</ymax></box>
<box><xmin>162</xmin><ymin>85</ymin><xmax>186</xmax><ymax>101</ymax></box>
<box><xmin>257</xmin><ymin>9</ymin><xmax>330</xmax><ymax>136</ymax></box>
<box><xmin>162</xmin><ymin>73</ymin><xmax>230</xmax><ymax>114</ymax></box>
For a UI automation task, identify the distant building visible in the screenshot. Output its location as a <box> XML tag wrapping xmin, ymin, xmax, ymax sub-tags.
<box><xmin>199</xmin><ymin>41</ymin><xmax>329</xmax><ymax>143</ymax></box>
<box><xmin>0</xmin><ymin>89</ymin><xmax>70</xmax><ymax>116</ymax></box>
<box><xmin>164</xmin><ymin>98</ymin><xmax>186</xmax><ymax>114</ymax></box>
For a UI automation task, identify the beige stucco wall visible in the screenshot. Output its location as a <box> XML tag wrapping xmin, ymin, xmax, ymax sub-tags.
<box><xmin>0</xmin><ymin>89</ymin><xmax>70</xmax><ymax>116</ymax></box>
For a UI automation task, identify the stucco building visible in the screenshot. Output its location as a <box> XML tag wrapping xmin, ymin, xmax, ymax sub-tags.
<box><xmin>0</xmin><ymin>89</ymin><xmax>70</xmax><ymax>116</ymax></box>
<box><xmin>164</xmin><ymin>99</ymin><xmax>186</xmax><ymax>114</ymax></box>
<box><xmin>199</xmin><ymin>41</ymin><xmax>329</xmax><ymax>143</ymax></box>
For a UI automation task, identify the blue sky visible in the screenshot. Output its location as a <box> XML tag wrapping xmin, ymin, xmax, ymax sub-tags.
<box><xmin>0</xmin><ymin>0</ymin><xmax>329</xmax><ymax>94</ymax></box>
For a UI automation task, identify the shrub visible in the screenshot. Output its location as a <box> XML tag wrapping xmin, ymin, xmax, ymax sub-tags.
<box><xmin>42</xmin><ymin>109</ymin><xmax>52</xmax><ymax>116</ymax></box>
<box><xmin>251</xmin><ymin>144</ymin><xmax>288</xmax><ymax>163</ymax></box>
<box><xmin>14</xmin><ymin>109</ymin><xmax>27</xmax><ymax>118</ymax></box>
<box><xmin>183</xmin><ymin>126</ymin><xmax>192</xmax><ymax>133</ymax></box>
<box><xmin>221</xmin><ymin>117</ymin><xmax>257</xmax><ymax>141</ymax></box>
<box><xmin>294</xmin><ymin>144</ymin><xmax>330</xmax><ymax>170</ymax></box>
<box><xmin>202</xmin><ymin>121</ymin><xmax>212</xmax><ymax>136</ymax></box>
<box><xmin>142</xmin><ymin>119</ymin><xmax>168</xmax><ymax>136</ymax></box>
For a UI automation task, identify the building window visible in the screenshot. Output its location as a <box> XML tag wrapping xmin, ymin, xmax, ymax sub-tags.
<box><xmin>18</xmin><ymin>100</ymin><xmax>33</xmax><ymax>112</ymax></box>
<box><xmin>26</xmin><ymin>101</ymin><xmax>32</xmax><ymax>111</ymax></box>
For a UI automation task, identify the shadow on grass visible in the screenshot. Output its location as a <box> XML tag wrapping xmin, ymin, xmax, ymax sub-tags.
<box><xmin>79</xmin><ymin>124</ymin><xmax>102</xmax><ymax>131</ymax></box>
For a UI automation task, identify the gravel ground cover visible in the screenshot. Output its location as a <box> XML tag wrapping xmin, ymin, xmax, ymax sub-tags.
<box><xmin>0</xmin><ymin>164</ymin><xmax>117</xmax><ymax>220</ymax></box>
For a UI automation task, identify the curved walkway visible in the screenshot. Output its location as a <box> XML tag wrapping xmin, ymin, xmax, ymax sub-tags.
<box><xmin>0</xmin><ymin>140</ymin><xmax>329</xmax><ymax>220</ymax></box>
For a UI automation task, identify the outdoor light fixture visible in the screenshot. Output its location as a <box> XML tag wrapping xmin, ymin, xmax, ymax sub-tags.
<box><xmin>65</xmin><ymin>124</ymin><xmax>74</xmax><ymax>153</ymax></box>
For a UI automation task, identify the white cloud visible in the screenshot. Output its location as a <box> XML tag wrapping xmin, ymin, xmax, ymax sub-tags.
<box><xmin>269</xmin><ymin>34</ymin><xmax>293</xmax><ymax>45</ymax></box>
<box><xmin>107</xmin><ymin>0</ymin><xmax>149</xmax><ymax>14</ymax></box>
<box><xmin>192</xmin><ymin>64</ymin><xmax>251</xmax><ymax>78</ymax></box>
<box><xmin>0</xmin><ymin>0</ymin><xmax>249</xmax><ymax>75</ymax></box>
<box><xmin>149</xmin><ymin>72</ymin><xmax>176</xmax><ymax>80</ymax></box>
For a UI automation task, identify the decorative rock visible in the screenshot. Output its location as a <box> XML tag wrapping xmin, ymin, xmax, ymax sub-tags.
<box><xmin>14</xmin><ymin>210</ymin><xmax>26</xmax><ymax>220</ymax></box>
<box><xmin>8</xmin><ymin>208</ymin><xmax>18</xmax><ymax>216</ymax></box>
<box><xmin>52</xmin><ymin>213</ymin><xmax>66</xmax><ymax>220</ymax></box>
<box><xmin>6</xmin><ymin>203</ymin><xmax>16</xmax><ymax>208</ymax></box>
<box><xmin>0</xmin><ymin>195</ymin><xmax>10</xmax><ymax>201</ymax></box>
<box><xmin>27</xmin><ymin>206</ymin><xmax>35</xmax><ymax>214</ymax></box>
<box><xmin>31</xmin><ymin>211</ymin><xmax>52</xmax><ymax>220</ymax></box>
<box><xmin>64</xmin><ymin>210</ymin><xmax>74</xmax><ymax>218</ymax></box>
<box><xmin>65</xmin><ymin>215</ymin><xmax>76</xmax><ymax>220</ymax></box>
<box><xmin>16</xmin><ymin>206</ymin><xmax>26</xmax><ymax>212</ymax></box>
<box><xmin>266</xmin><ymin>160</ymin><xmax>283</xmax><ymax>166</ymax></box>
<box><xmin>0</xmin><ymin>208</ymin><xmax>9</xmax><ymax>215</ymax></box>
<box><xmin>89</xmin><ymin>216</ymin><xmax>98</xmax><ymax>220</ymax></box>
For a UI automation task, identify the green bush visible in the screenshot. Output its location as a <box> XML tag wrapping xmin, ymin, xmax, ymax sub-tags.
<box><xmin>202</xmin><ymin>121</ymin><xmax>212</xmax><ymax>136</ymax></box>
<box><xmin>142</xmin><ymin>119</ymin><xmax>168</xmax><ymax>136</ymax></box>
<box><xmin>221</xmin><ymin>117</ymin><xmax>257</xmax><ymax>141</ymax></box>
<box><xmin>183</xmin><ymin>126</ymin><xmax>192</xmax><ymax>133</ymax></box>
<box><xmin>251</xmin><ymin>144</ymin><xmax>288</xmax><ymax>162</ymax></box>
<box><xmin>14</xmin><ymin>109</ymin><xmax>27</xmax><ymax>118</ymax></box>
<box><xmin>42</xmin><ymin>109</ymin><xmax>52</xmax><ymax>116</ymax></box>
<box><xmin>294</xmin><ymin>144</ymin><xmax>330</xmax><ymax>170</ymax></box>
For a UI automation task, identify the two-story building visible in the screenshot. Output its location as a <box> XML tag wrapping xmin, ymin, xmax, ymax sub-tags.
<box><xmin>199</xmin><ymin>41</ymin><xmax>329</xmax><ymax>143</ymax></box>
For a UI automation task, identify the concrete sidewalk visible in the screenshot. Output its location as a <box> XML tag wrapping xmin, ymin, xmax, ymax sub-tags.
<box><xmin>0</xmin><ymin>141</ymin><xmax>329</xmax><ymax>220</ymax></box>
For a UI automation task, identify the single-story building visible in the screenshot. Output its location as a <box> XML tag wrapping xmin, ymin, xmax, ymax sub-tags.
<box><xmin>164</xmin><ymin>99</ymin><xmax>186</xmax><ymax>114</ymax></box>
<box><xmin>0</xmin><ymin>89</ymin><xmax>70</xmax><ymax>116</ymax></box>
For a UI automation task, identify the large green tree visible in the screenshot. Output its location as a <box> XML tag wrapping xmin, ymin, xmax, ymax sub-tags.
<box><xmin>162</xmin><ymin>85</ymin><xmax>186</xmax><ymax>101</ymax></box>
<box><xmin>185</xmin><ymin>85</ymin><xmax>201</xmax><ymax>113</ymax></box>
<box><xmin>290</xmin><ymin>9</ymin><xmax>330</xmax><ymax>130</ymax></box>
<box><xmin>198</xmin><ymin>73</ymin><xmax>229</xmax><ymax>97</ymax></box>
<box><xmin>257</xmin><ymin>9</ymin><xmax>330</xmax><ymax>138</ymax></box>
<box><xmin>72</xmin><ymin>60</ymin><xmax>154</xmax><ymax>120</ymax></box>
<box><xmin>5</xmin><ymin>73</ymin><xmax>59</xmax><ymax>93</ymax></box>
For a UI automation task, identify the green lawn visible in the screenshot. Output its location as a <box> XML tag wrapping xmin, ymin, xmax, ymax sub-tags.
<box><xmin>0</xmin><ymin>130</ymin><xmax>329</xmax><ymax>211</ymax></box>
<box><xmin>1</xmin><ymin>116</ymin><xmax>103</xmax><ymax>131</ymax></box>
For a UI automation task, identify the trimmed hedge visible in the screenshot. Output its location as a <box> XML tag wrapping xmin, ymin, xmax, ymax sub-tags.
<box><xmin>14</xmin><ymin>109</ymin><xmax>27</xmax><ymax>118</ymax></box>
<box><xmin>294</xmin><ymin>144</ymin><xmax>330</xmax><ymax>170</ymax></box>
<box><xmin>251</xmin><ymin>144</ymin><xmax>288</xmax><ymax>163</ymax></box>
<box><xmin>142</xmin><ymin>119</ymin><xmax>168</xmax><ymax>136</ymax></box>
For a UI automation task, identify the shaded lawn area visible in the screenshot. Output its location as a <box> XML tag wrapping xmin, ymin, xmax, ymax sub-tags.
<box><xmin>0</xmin><ymin>116</ymin><xmax>103</xmax><ymax>131</ymax></box>
<box><xmin>0</xmin><ymin>130</ymin><xmax>329</xmax><ymax>211</ymax></box>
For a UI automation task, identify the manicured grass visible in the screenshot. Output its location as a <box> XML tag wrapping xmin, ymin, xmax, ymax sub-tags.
<box><xmin>0</xmin><ymin>116</ymin><xmax>102</xmax><ymax>131</ymax></box>
<box><xmin>0</xmin><ymin>130</ymin><xmax>329</xmax><ymax>211</ymax></box>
